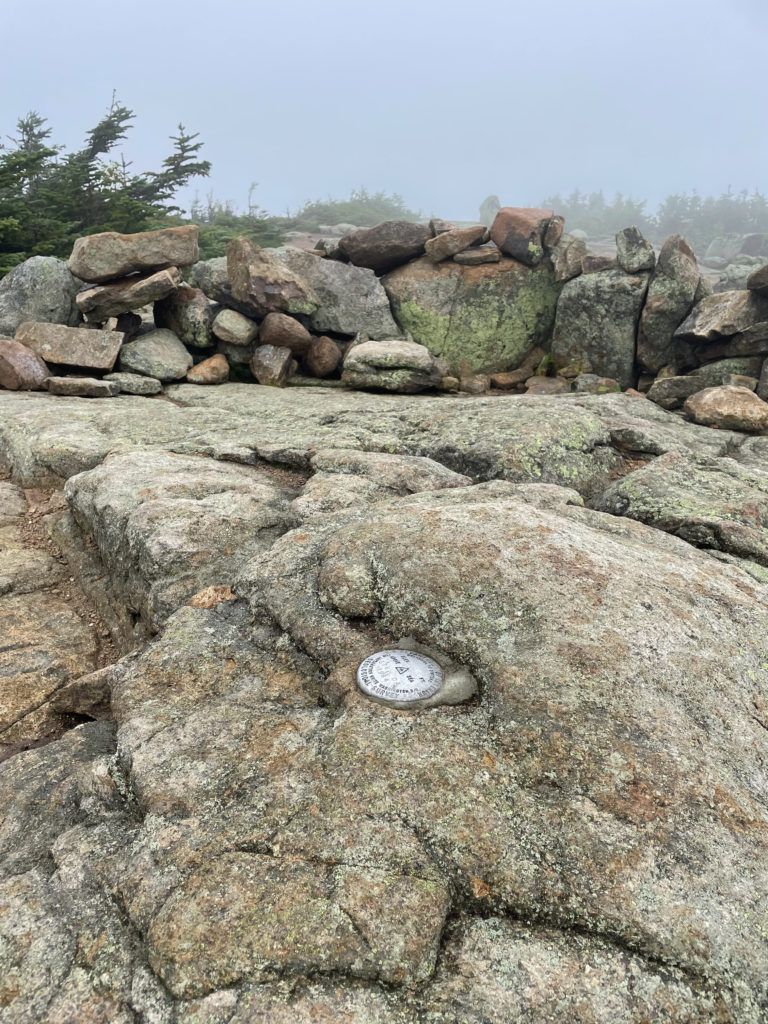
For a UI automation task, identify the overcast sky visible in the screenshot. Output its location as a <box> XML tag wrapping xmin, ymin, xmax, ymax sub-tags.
<box><xmin>3</xmin><ymin>0</ymin><xmax>766</xmax><ymax>221</ymax></box>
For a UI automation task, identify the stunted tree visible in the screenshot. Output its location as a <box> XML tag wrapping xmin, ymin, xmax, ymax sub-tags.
<box><xmin>0</xmin><ymin>95</ymin><xmax>211</xmax><ymax>275</ymax></box>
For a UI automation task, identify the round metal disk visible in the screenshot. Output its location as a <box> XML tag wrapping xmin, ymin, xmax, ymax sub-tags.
<box><xmin>356</xmin><ymin>649</ymin><xmax>444</xmax><ymax>703</ymax></box>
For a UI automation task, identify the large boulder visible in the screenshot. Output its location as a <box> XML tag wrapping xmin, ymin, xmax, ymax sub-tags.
<box><xmin>68</xmin><ymin>225</ymin><xmax>198</xmax><ymax>282</ymax></box>
<box><xmin>270</xmin><ymin>246</ymin><xmax>401</xmax><ymax>338</ymax></box>
<box><xmin>384</xmin><ymin>255</ymin><xmax>560</xmax><ymax>376</ymax></box>
<box><xmin>14</xmin><ymin>322</ymin><xmax>123</xmax><ymax>370</ymax></box>
<box><xmin>552</xmin><ymin>268</ymin><xmax>650</xmax><ymax>388</ymax></box>
<box><xmin>637</xmin><ymin>236</ymin><xmax>704</xmax><ymax>373</ymax></box>
<box><xmin>338</xmin><ymin>221</ymin><xmax>432</xmax><ymax>273</ymax></box>
<box><xmin>118</xmin><ymin>329</ymin><xmax>193</xmax><ymax>381</ymax></box>
<box><xmin>0</xmin><ymin>256</ymin><xmax>82</xmax><ymax>336</ymax></box>
<box><xmin>674</xmin><ymin>289</ymin><xmax>768</xmax><ymax>345</ymax></box>
<box><xmin>227</xmin><ymin>238</ymin><xmax>317</xmax><ymax>318</ymax></box>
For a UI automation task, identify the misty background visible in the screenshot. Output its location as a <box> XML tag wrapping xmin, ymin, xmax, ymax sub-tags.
<box><xmin>2</xmin><ymin>0</ymin><xmax>766</xmax><ymax>222</ymax></box>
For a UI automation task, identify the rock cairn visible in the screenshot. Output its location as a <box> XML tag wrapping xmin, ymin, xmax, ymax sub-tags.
<box><xmin>0</xmin><ymin>210</ymin><xmax>767</xmax><ymax>430</ymax></box>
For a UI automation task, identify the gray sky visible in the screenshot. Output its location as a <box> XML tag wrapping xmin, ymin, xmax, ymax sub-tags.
<box><xmin>3</xmin><ymin>0</ymin><xmax>767</xmax><ymax>220</ymax></box>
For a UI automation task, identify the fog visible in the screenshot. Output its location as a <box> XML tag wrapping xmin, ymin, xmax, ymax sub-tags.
<box><xmin>3</xmin><ymin>0</ymin><xmax>766</xmax><ymax>220</ymax></box>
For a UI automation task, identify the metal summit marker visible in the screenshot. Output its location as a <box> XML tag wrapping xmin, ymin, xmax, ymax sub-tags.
<box><xmin>356</xmin><ymin>649</ymin><xmax>444</xmax><ymax>704</ymax></box>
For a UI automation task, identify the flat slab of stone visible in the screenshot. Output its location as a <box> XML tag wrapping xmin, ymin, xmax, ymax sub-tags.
<box><xmin>15</xmin><ymin>322</ymin><xmax>123</xmax><ymax>370</ymax></box>
<box><xmin>47</xmin><ymin>376</ymin><xmax>119</xmax><ymax>397</ymax></box>
<box><xmin>118</xmin><ymin>329</ymin><xmax>193</xmax><ymax>381</ymax></box>
<box><xmin>76</xmin><ymin>267</ymin><xmax>180</xmax><ymax>319</ymax></box>
<box><xmin>103</xmin><ymin>372</ymin><xmax>162</xmax><ymax>395</ymax></box>
<box><xmin>68</xmin><ymin>225</ymin><xmax>199</xmax><ymax>283</ymax></box>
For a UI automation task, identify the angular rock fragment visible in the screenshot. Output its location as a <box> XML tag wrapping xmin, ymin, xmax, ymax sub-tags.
<box><xmin>452</xmin><ymin>245</ymin><xmax>501</xmax><ymax>266</ymax></box>
<box><xmin>154</xmin><ymin>284</ymin><xmax>218</xmax><ymax>349</ymax></box>
<box><xmin>490</xmin><ymin>207</ymin><xmax>556</xmax><ymax>266</ymax></box>
<box><xmin>425</xmin><ymin>225</ymin><xmax>487</xmax><ymax>263</ymax></box>
<box><xmin>119</xmin><ymin>328</ymin><xmax>193</xmax><ymax>381</ymax></box>
<box><xmin>68</xmin><ymin>225</ymin><xmax>199</xmax><ymax>282</ymax></box>
<box><xmin>227</xmin><ymin>237</ymin><xmax>317</xmax><ymax>317</ymax></box>
<box><xmin>251</xmin><ymin>344</ymin><xmax>292</xmax><ymax>386</ymax></box>
<box><xmin>0</xmin><ymin>338</ymin><xmax>50</xmax><ymax>390</ymax></box>
<box><xmin>338</xmin><ymin>221</ymin><xmax>432</xmax><ymax>273</ymax></box>
<box><xmin>646</xmin><ymin>374</ymin><xmax>704</xmax><ymax>409</ymax></box>
<box><xmin>212</xmin><ymin>307</ymin><xmax>259</xmax><ymax>346</ymax></box>
<box><xmin>550</xmin><ymin>234</ymin><xmax>587</xmax><ymax>282</ymax></box>
<box><xmin>15</xmin><ymin>321</ymin><xmax>123</xmax><ymax>370</ymax></box>
<box><xmin>675</xmin><ymin>289</ymin><xmax>768</xmax><ymax>344</ymax></box>
<box><xmin>615</xmin><ymin>226</ymin><xmax>656</xmax><ymax>273</ymax></box>
<box><xmin>747</xmin><ymin>263</ymin><xmax>768</xmax><ymax>295</ymax></box>
<box><xmin>76</xmin><ymin>267</ymin><xmax>180</xmax><ymax>320</ymax></box>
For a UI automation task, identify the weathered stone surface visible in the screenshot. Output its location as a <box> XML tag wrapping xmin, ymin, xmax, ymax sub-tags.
<box><xmin>615</xmin><ymin>226</ymin><xmax>656</xmax><ymax>273</ymax></box>
<box><xmin>747</xmin><ymin>263</ymin><xmax>768</xmax><ymax>295</ymax></box>
<box><xmin>684</xmin><ymin>384</ymin><xmax>768</xmax><ymax>432</ymax></box>
<box><xmin>342</xmin><ymin>339</ymin><xmax>442</xmax><ymax>393</ymax></box>
<box><xmin>693</xmin><ymin>321</ymin><xmax>768</xmax><ymax>361</ymax></box>
<box><xmin>599</xmin><ymin>450</ymin><xmax>768</xmax><ymax>565</ymax></box>
<box><xmin>186</xmin><ymin>353</ymin><xmax>229</xmax><ymax>384</ymax></box>
<box><xmin>638</xmin><ymin>235</ymin><xmax>704</xmax><ymax>372</ymax></box>
<box><xmin>47</xmin><ymin>376</ymin><xmax>120</xmax><ymax>398</ymax></box>
<box><xmin>384</xmin><ymin>255</ymin><xmax>560</xmax><ymax>376</ymax></box>
<box><xmin>119</xmin><ymin>328</ymin><xmax>193</xmax><ymax>381</ymax></box>
<box><xmin>581</xmin><ymin>254</ymin><xmax>616</xmax><ymax>273</ymax></box>
<box><xmin>552</xmin><ymin>268</ymin><xmax>650</xmax><ymax>388</ymax></box>
<box><xmin>0</xmin><ymin>256</ymin><xmax>82</xmax><ymax>336</ymax></box>
<box><xmin>227</xmin><ymin>238</ymin><xmax>317</xmax><ymax>317</ymax></box>
<box><xmin>76</xmin><ymin>267</ymin><xmax>180</xmax><ymax>320</ymax></box>
<box><xmin>452</xmin><ymin>244</ymin><xmax>501</xmax><ymax>266</ymax></box>
<box><xmin>570</xmin><ymin>373</ymin><xmax>620</xmax><ymax>394</ymax></box>
<box><xmin>250</xmin><ymin>344</ymin><xmax>292</xmax><ymax>386</ymax></box>
<box><xmin>292</xmin><ymin>448</ymin><xmax>470</xmax><ymax>520</ymax></box>
<box><xmin>425</xmin><ymin>225</ymin><xmax>487</xmax><ymax>262</ymax></box>
<box><xmin>64</xmin><ymin>451</ymin><xmax>297</xmax><ymax>634</ymax></box>
<box><xmin>675</xmin><ymin>289</ymin><xmax>768</xmax><ymax>344</ymax></box>
<box><xmin>154</xmin><ymin>284</ymin><xmax>218</xmax><ymax>349</ymax></box>
<box><xmin>15</xmin><ymin>322</ymin><xmax>123</xmax><ymax>370</ymax></box>
<box><xmin>690</xmin><ymin>356</ymin><xmax>764</xmax><ymax>388</ymax></box>
<box><xmin>490</xmin><ymin>206</ymin><xmax>555</xmax><ymax>266</ymax></box>
<box><xmin>211</xmin><ymin>307</ymin><xmax>259</xmax><ymax>346</ymax></box>
<box><xmin>0</xmin><ymin>338</ymin><xmax>50</xmax><ymax>390</ymax></box>
<box><xmin>524</xmin><ymin>375</ymin><xmax>569</xmax><ymax>394</ymax></box>
<box><xmin>103</xmin><ymin>371</ymin><xmax>162</xmax><ymax>395</ymax></box>
<box><xmin>338</xmin><ymin>221</ymin><xmax>431</xmax><ymax>273</ymax></box>
<box><xmin>550</xmin><ymin>233</ymin><xmax>587</xmax><ymax>282</ymax></box>
<box><xmin>758</xmin><ymin>359</ymin><xmax>768</xmax><ymax>401</ymax></box>
<box><xmin>258</xmin><ymin>311</ymin><xmax>312</xmax><ymax>354</ymax></box>
<box><xmin>68</xmin><ymin>225</ymin><xmax>199</xmax><ymax>283</ymax></box>
<box><xmin>305</xmin><ymin>335</ymin><xmax>341</xmax><ymax>378</ymax></box>
<box><xmin>646</xmin><ymin>374</ymin><xmax>704</xmax><ymax>409</ymax></box>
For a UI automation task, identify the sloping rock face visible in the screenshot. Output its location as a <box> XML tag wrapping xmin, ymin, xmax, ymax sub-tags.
<box><xmin>2</xmin><ymin>386</ymin><xmax>768</xmax><ymax>1020</ymax></box>
<box><xmin>384</xmin><ymin>255</ymin><xmax>560</xmax><ymax>375</ymax></box>
<box><xmin>0</xmin><ymin>256</ymin><xmax>82</xmax><ymax>336</ymax></box>
<box><xmin>552</xmin><ymin>268</ymin><xmax>650</xmax><ymax>388</ymax></box>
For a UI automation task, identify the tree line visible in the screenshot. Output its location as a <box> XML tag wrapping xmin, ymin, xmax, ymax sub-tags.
<box><xmin>2</xmin><ymin>100</ymin><xmax>766</xmax><ymax>278</ymax></box>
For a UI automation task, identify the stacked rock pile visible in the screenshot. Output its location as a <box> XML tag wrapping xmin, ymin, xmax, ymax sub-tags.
<box><xmin>1</xmin><ymin>208</ymin><xmax>768</xmax><ymax>433</ymax></box>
